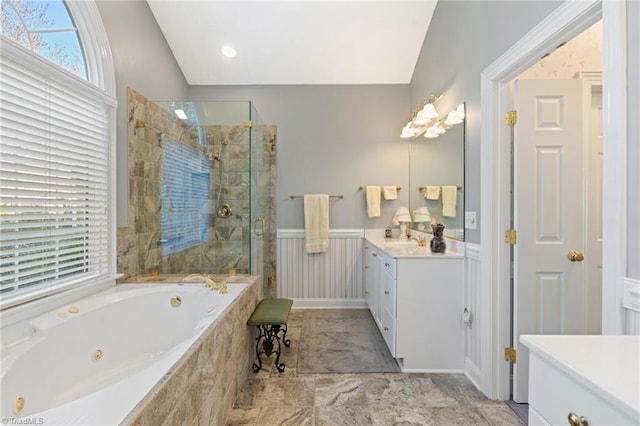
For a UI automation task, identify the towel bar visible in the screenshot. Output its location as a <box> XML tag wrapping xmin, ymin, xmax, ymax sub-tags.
<box><xmin>418</xmin><ymin>186</ymin><xmax>462</xmax><ymax>191</ymax></box>
<box><xmin>358</xmin><ymin>186</ymin><xmax>401</xmax><ymax>191</ymax></box>
<box><xmin>290</xmin><ymin>194</ymin><xmax>344</xmax><ymax>199</ymax></box>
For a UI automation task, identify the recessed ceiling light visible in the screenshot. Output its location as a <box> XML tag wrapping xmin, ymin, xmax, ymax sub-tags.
<box><xmin>221</xmin><ymin>45</ymin><xmax>237</xmax><ymax>58</ymax></box>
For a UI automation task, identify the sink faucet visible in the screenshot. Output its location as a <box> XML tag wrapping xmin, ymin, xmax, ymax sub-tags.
<box><xmin>182</xmin><ymin>274</ymin><xmax>228</xmax><ymax>294</ymax></box>
<box><xmin>409</xmin><ymin>236</ymin><xmax>427</xmax><ymax>247</ymax></box>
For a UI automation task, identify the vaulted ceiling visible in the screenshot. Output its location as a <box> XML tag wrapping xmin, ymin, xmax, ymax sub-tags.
<box><xmin>147</xmin><ymin>1</ymin><xmax>438</xmax><ymax>85</ymax></box>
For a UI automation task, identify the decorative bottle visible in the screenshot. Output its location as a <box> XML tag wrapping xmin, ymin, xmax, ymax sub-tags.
<box><xmin>430</xmin><ymin>223</ymin><xmax>447</xmax><ymax>253</ymax></box>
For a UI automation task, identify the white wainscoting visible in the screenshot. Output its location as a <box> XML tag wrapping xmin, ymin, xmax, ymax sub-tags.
<box><xmin>277</xmin><ymin>229</ymin><xmax>366</xmax><ymax>308</ymax></box>
<box><xmin>464</xmin><ymin>243</ymin><xmax>482</xmax><ymax>388</ymax></box>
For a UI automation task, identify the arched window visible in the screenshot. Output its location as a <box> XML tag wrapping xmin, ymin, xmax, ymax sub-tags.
<box><xmin>0</xmin><ymin>0</ymin><xmax>116</xmax><ymax>310</ymax></box>
<box><xmin>1</xmin><ymin>0</ymin><xmax>87</xmax><ymax>78</ymax></box>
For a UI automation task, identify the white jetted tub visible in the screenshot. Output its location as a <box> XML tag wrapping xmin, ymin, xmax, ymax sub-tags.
<box><xmin>0</xmin><ymin>281</ymin><xmax>248</xmax><ymax>425</ymax></box>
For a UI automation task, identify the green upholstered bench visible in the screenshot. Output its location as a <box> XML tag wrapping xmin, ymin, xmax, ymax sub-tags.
<box><xmin>247</xmin><ymin>298</ymin><xmax>293</xmax><ymax>372</ymax></box>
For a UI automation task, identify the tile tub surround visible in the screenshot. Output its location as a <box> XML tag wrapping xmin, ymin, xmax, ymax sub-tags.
<box><xmin>226</xmin><ymin>310</ymin><xmax>525</xmax><ymax>425</ymax></box>
<box><xmin>117</xmin><ymin>88</ymin><xmax>277</xmax><ymax>297</ymax></box>
<box><xmin>122</xmin><ymin>275</ymin><xmax>262</xmax><ymax>425</ymax></box>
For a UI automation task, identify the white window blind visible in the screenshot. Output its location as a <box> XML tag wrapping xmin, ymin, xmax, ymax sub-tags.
<box><xmin>0</xmin><ymin>39</ymin><xmax>116</xmax><ymax>309</ymax></box>
<box><xmin>160</xmin><ymin>134</ymin><xmax>210</xmax><ymax>256</ymax></box>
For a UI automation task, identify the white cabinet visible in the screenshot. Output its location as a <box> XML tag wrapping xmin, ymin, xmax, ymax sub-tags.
<box><xmin>522</xmin><ymin>335</ymin><xmax>640</xmax><ymax>426</ymax></box>
<box><xmin>363</xmin><ymin>243</ymin><xmax>375</xmax><ymax>316</ymax></box>
<box><xmin>363</xmin><ymin>238</ymin><xmax>464</xmax><ymax>371</ymax></box>
<box><xmin>395</xmin><ymin>257</ymin><xmax>464</xmax><ymax>371</ymax></box>
<box><xmin>364</xmin><ymin>243</ymin><xmax>395</xmax><ymax>352</ymax></box>
<box><xmin>380</xmin><ymin>251</ymin><xmax>396</xmax><ymax>355</ymax></box>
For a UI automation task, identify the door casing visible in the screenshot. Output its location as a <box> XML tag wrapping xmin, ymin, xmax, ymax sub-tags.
<box><xmin>478</xmin><ymin>0</ymin><xmax>629</xmax><ymax>400</ymax></box>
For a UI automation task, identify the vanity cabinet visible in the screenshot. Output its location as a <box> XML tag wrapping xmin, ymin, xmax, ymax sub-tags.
<box><xmin>363</xmin><ymin>243</ymin><xmax>376</xmax><ymax>317</ymax></box>
<box><xmin>364</xmin><ymin>243</ymin><xmax>395</xmax><ymax>347</ymax></box>
<box><xmin>522</xmin><ymin>335</ymin><xmax>640</xmax><ymax>426</ymax></box>
<box><xmin>380</xmin><ymin>251</ymin><xmax>397</xmax><ymax>355</ymax></box>
<box><xmin>363</xmin><ymin>238</ymin><xmax>464</xmax><ymax>371</ymax></box>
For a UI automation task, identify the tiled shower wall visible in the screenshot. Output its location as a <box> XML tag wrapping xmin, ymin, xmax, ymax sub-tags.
<box><xmin>117</xmin><ymin>89</ymin><xmax>277</xmax><ymax>295</ymax></box>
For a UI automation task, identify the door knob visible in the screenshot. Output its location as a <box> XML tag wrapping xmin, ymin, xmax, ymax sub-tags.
<box><xmin>568</xmin><ymin>250</ymin><xmax>585</xmax><ymax>262</ymax></box>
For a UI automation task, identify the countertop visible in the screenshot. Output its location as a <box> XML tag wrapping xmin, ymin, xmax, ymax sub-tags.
<box><xmin>364</xmin><ymin>233</ymin><xmax>465</xmax><ymax>259</ymax></box>
<box><xmin>521</xmin><ymin>335</ymin><xmax>640</xmax><ymax>420</ymax></box>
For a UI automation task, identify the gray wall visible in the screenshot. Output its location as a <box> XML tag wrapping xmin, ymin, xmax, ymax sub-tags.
<box><xmin>410</xmin><ymin>0</ymin><xmax>562</xmax><ymax>243</ymax></box>
<box><xmin>96</xmin><ymin>0</ymin><xmax>189</xmax><ymax>227</ymax></box>
<box><xmin>188</xmin><ymin>85</ymin><xmax>411</xmax><ymax>229</ymax></box>
<box><xmin>96</xmin><ymin>0</ymin><xmax>569</xmax><ymax>241</ymax></box>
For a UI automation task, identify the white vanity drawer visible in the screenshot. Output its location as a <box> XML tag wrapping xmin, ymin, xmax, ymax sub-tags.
<box><xmin>529</xmin><ymin>351</ymin><xmax>637</xmax><ymax>425</ymax></box>
<box><xmin>381</xmin><ymin>305</ymin><xmax>396</xmax><ymax>356</ymax></box>
<box><xmin>381</xmin><ymin>252</ymin><xmax>396</xmax><ymax>279</ymax></box>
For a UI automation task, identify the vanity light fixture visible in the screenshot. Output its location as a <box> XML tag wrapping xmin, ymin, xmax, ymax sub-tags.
<box><xmin>401</xmin><ymin>125</ymin><xmax>420</xmax><ymax>138</ymax></box>
<box><xmin>424</xmin><ymin>126</ymin><xmax>439</xmax><ymax>138</ymax></box>
<box><xmin>400</xmin><ymin>93</ymin><xmax>442</xmax><ymax>139</ymax></box>
<box><xmin>444</xmin><ymin>103</ymin><xmax>466</xmax><ymax>126</ymax></box>
<box><xmin>402</xmin><ymin>99</ymin><xmax>465</xmax><ymax>140</ymax></box>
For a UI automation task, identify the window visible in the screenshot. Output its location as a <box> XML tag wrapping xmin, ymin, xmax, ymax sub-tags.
<box><xmin>0</xmin><ymin>1</ymin><xmax>115</xmax><ymax>310</ymax></box>
<box><xmin>1</xmin><ymin>0</ymin><xmax>87</xmax><ymax>78</ymax></box>
<box><xmin>160</xmin><ymin>135</ymin><xmax>210</xmax><ymax>256</ymax></box>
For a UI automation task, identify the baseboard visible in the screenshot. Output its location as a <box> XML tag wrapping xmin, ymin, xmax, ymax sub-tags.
<box><xmin>291</xmin><ymin>298</ymin><xmax>367</xmax><ymax>309</ymax></box>
<box><xmin>399</xmin><ymin>367</ymin><xmax>465</xmax><ymax>374</ymax></box>
<box><xmin>464</xmin><ymin>358</ymin><xmax>483</xmax><ymax>392</ymax></box>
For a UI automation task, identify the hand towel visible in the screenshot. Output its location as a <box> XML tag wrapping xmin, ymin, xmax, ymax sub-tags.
<box><xmin>442</xmin><ymin>186</ymin><xmax>458</xmax><ymax>217</ymax></box>
<box><xmin>304</xmin><ymin>194</ymin><xmax>329</xmax><ymax>253</ymax></box>
<box><xmin>366</xmin><ymin>186</ymin><xmax>381</xmax><ymax>218</ymax></box>
<box><xmin>424</xmin><ymin>186</ymin><xmax>441</xmax><ymax>200</ymax></box>
<box><xmin>382</xmin><ymin>186</ymin><xmax>398</xmax><ymax>200</ymax></box>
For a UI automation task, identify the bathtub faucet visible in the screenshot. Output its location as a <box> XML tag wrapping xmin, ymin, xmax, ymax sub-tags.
<box><xmin>182</xmin><ymin>274</ymin><xmax>228</xmax><ymax>294</ymax></box>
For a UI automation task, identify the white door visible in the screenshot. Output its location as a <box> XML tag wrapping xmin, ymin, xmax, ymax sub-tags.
<box><xmin>512</xmin><ymin>78</ymin><xmax>587</xmax><ymax>402</ymax></box>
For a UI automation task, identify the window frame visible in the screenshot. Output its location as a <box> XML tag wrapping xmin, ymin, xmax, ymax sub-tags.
<box><xmin>0</xmin><ymin>0</ymin><xmax>116</xmax><ymax>317</ymax></box>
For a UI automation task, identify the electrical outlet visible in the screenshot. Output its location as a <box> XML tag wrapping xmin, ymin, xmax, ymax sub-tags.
<box><xmin>465</xmin><ymin>212</ymin><xmax>477</xmax><ymax>230</ymax></box>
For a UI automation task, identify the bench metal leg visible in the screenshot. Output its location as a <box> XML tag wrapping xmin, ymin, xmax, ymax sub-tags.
<box><xmin>280</xmin><ymin>322</ymin><xmax>291</xmax><ymax>347</ymax></box>
<box><xmin>252</xmin><ymin>324</ymin><xmax>286</xmax><ymax>373</ymax></box>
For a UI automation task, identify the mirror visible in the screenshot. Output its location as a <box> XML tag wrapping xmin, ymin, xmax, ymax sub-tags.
<box><xmin>409</xmin><ymin>108</ymin><xmax>465</xmax><ymax>240</ymax></box>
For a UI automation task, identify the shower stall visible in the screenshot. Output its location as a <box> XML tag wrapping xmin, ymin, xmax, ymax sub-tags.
<box><xmin>120</xmin><ymin>90</ymin><xmax>276</xmax><ymax>295</ymax></box>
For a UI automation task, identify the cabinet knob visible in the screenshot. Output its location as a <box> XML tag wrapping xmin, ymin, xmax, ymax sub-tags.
<box><xmin>385</xmin><ymin>263</ymin><xmax>390</xmax><ymax>267</ymax></box>
<box><xmin>384</xmin><ymin>290</ymin><xmax>390</xmax><ymax>295</ymax></box>
<box><xmin>372</xmin><ymin>253</ymin><xmax>378</xmax><ymax>257</ymax></box>
<box><xmin>384</xmin><ymin>327</ymin><xmax>389</xmax><ymax>331</ymax></box>
<box><xmin>568</xmin><ymin>412</ymin><xmax>588</xmax><ymax>426</ymax></box>
<box><xmin>364</xmin><ymin>291</ymin><xmax>369</xmax><ymax>295</ymax></box>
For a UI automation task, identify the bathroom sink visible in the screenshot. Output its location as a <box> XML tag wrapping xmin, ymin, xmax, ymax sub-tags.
<box><xmin>383</xmin><ymin>239</ymin><xmax>418</xmax><ymax>249</ymax></box>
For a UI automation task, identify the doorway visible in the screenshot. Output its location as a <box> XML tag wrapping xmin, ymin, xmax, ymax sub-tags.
<box><xmin>477</xmin><ymin>0</ymin><xmax>630</xmax><ymax>401</ymax></box>
<box><xmin>508</xmin><ymin>21</ymin><xmax>603</xmax><ymax>402</ymax></box>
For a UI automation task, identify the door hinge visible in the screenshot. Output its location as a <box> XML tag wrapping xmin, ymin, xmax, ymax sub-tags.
<box><xmin>243</xmin><ymin>120</ymin><xmax>253</xmax><ymax>128</ymax></box>
<box><xmin>504</xmin><ymin>229</ymin><xmax>518</xmax><ymax>245</ymax></box>
<box><xmin>504</xmin><ymin>347</ymin><xmax>517</xmax><ymax>364</ymax></box>
<box><xmin>505</xmin><ymin>110</ymin><xmax>517</xmax><ymax>127</ymax></box>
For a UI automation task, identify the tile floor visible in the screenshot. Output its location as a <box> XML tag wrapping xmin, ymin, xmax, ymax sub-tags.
<box><xmin>225</xmin><ymin>310</ymin><xmax>525</xmax><ymax>425</ymax></box>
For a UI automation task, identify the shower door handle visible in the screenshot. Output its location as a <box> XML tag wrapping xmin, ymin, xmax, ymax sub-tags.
<box><xmin>253</xmin><ymin>217</ymin><xmax>265</xmax><ymax>236</ymax></box>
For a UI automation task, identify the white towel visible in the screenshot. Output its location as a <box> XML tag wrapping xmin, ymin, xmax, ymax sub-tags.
<box><xmin>382</xmin><ymin>186</ymin><xmax>398</xmax><ymax>200</ymax></box>
<box><xmin>366</xmin><ymin>186</ymin><xmax>381</xmax><ymax>218</ymax></box>
<box><xmin>424</xmin><ymin>186</ymin><xmax>441</xmax><ymax>200</ymax></box>
<box><xmin>442</xmin><ymin>186</ymin><xmax>458</xmax><ymax>217</ymax></box>
<box><xmin>304</xmin><ymin>194</ymin><xmax>329</xmax><ymax>253</ymax></box>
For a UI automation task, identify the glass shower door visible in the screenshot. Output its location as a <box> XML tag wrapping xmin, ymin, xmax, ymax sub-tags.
<box><xmin>248</xmin><ymin>103</ymin><xmax>274</xmax><ymax>295</ymax></box>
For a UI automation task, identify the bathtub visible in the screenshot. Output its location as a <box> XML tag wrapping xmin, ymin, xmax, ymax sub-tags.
<box><xmin>0</xmin><ymin>281</ymin><xmax>249</xmax><ymax>425</ymax></box>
